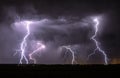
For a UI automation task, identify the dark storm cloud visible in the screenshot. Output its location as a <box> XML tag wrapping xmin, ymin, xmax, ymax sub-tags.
<box><xmin>15</xmin><ymin>17</ymin><xmax>93</xmax><ymax>64</ymax></box>
<box><xmin>0</xmin><ymin>0</ymin><xmax>119</xmax><ymax>64</ymax></box>
<box><xmin>33</xmin><ymin>18</ymin><xmax>92</xmax><ymax>46</ymax></box>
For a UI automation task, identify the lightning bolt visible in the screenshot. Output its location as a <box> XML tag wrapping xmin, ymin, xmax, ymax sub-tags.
<box><xmin>14</xmin><ymin>19</ymin><xmax>48</xmax><ymax>64</ymax></box>
<box><xmin>29</xmin><ymin>41</ymin><xmax>46</xmax><ymax>64</ymax></box>
<box><xmin>88</xmin><ymin>17</ymin><xmax>108</xmax><ymax>64</ymax></box>
<box><xmin>19</xmin><ymin>21</ymin><xmax>32</xmax><ymax>64</ymax></box>
<box><xmin>61</xmin><ymin>45</ymin><xmax>77</xmax><ymax>64</ymax></box>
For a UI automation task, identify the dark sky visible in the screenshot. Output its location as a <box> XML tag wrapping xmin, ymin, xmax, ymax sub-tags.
<box><xmin>0</xmin><ymin>0</ymin><xmax>119</xmax><ymax>64</ymax></box>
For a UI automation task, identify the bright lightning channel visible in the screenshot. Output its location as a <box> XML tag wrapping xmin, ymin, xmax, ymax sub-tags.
<box><xmin>14</xmin><ymin>19</ymin><xmax>48</xmax><ymax>64</ymax></box>
<box><xmin>19</xmin><ymin>21</ymin><xmax>33</xmax><ymax>64</ymax></box>
<box><xmin>88</xmin><ymin>17</ymin><xmax>108</xmax><ymax>64</ymax></box>
<box><xmin>61</xmin><ymin>45</ymin><xmax>76</xmax><ymax>64</ymax></box>
<box><xmin>29</xmin><ymin>42</ymin><xmax>46</xmax><ymax>64</ymax></box>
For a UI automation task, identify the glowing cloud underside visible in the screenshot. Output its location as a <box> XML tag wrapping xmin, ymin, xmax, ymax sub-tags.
<box><xmin>14</xmin><ymin>17</ymin><xmax>108</xmax><ymax>64</ymax></box>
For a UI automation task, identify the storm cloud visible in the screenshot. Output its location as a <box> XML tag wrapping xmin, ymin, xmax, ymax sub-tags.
<box><xmin>0</xmin><ymin>0</ymin><xmax>119</xmax><ymax>64</ymax></box>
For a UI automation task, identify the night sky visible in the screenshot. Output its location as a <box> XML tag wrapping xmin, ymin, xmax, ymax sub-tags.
<box><xmin>0</xmin><ymin>0</ymin><xmax>119</xmax><ymax>64</ymax></box>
